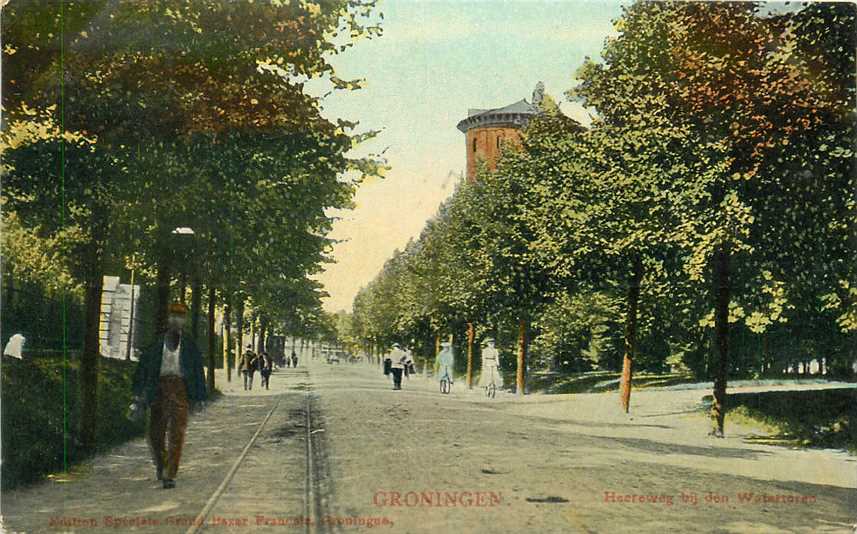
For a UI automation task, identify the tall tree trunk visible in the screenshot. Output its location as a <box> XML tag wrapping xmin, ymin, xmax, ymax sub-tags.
<box><xmin>258</xmin><ymin>319</ymin><xmax>267</xmax><ymax>355</ymax></box>
<box><xmin>5</xmin><ymin>269</ymin><xmax>15</xmax><ymax>312</ymax></box>
<box><xmin>466</xmin><ymin>322</ymin><xmax>475</xmax><ymax>389</ymax></box>
<box><xmin>207</xmin><ymin>286</ymin><xmax>216</xmax><ymax>393</ymax></box>
<box><xmin>236</xmin><ymin>299</ymin><xmax>245</xmax><ymax>369</ymax></box>
<box><xmin>711</xmin><ymin>246</ymin><xmax>731</xmax><ymax>437</ymax></box>
<box><xmin>434</xmin><ymin>334</ymin><xmax>441</xmax><ymax>375</ymax></box>
<box><xmin>80</xmin><ymin>273</ymin><xmax>103</xmax><ymax>452</ymax></box>
<box><xmin>178</xmin><ymin>273</ymin><xmax>187</xmax><ymax>304</ymax></box>
<box><xmin>516</xmin><ymin>319</ymin><xmax>527</xmax><ymax>396</ymax></box>
<box><xmin>223</xmin><ymin>296</ymin><xmax>232</xmax><ymax>383</ymax></box>
<box><xmin>250</xmin><ymin>317</ymin><xmax>257</xmax><ymax>354</ymax></box>
<box><xmin>155</xmin><ymin>256</ymin><xmax>172</xmax><ymax>335</ymax></box>
<box><xmin>620</xmin><ymin>256</ymin><xmax>643</xmax><ymax>413</ymax></box>
<box><xmin>191</xmin><ymin>277</ymin><xmax>202</xmax><ymax>343</ymax></box>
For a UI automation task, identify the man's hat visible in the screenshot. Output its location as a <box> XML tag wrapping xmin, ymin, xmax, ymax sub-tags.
<box><xmin>168</xmin><ymin>302</ymin><xmax>189</xmax><ymax>315</ymax></box>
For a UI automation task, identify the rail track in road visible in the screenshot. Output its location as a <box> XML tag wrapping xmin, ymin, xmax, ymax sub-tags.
<box><xmin>185</xmin><ymin>366</ymin><xmax>338</xmax><ymax>534</ymax></box>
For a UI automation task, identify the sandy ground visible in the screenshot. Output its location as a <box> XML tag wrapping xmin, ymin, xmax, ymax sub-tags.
<box><xmin>2</xmin><ymin>359</ymin><xmax>855</xmax><ymax>534</ymax></box>
<box><xmin>315</xmin><ymin>359</ymin><xmax>856</xmax><ymax>533</ymax></box>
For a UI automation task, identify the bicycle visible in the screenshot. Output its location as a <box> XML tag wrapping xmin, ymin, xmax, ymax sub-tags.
<box><xmin>439</xmin><ymin>369</ymin><xmax>452</xmax><ymax>394</ymax></box>
<box><xmin>484</xmin><ymin>366</ymin><xmax>497</xmax><ymax>398</ymax></box>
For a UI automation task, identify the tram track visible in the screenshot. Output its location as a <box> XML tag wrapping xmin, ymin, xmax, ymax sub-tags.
<box><xmin>185</xmin><ymin>366</ymin><xmax>336</xmax><ymax>534</ymax></box>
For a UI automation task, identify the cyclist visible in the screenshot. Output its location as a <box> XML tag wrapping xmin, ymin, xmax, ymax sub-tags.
<box><xmin>478</xmin><ymin>338</ymin><xmax>503</xmax><ymax>394</ymax></box>
<box><xmin>434</xmin><ymin>341</ymin><xmax>455</xmax><ymax>392</ymax></box>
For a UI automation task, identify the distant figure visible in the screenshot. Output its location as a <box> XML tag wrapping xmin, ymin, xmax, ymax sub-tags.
<box><xmin>130</xmin><ymin>303</ymin><xmax>206</xmax><ymax>490</ymax></box>
<box><xmin>3</xmin><ymin>333</ymin><xmax>26</xmax><ymax>359</ymax></box>
<box><xmin>389</xmin><ymin>344</ymin><xmax>409</xmax><ymax>390</ymax></box>
<box><xmin>240</xmin><ymin>344</ymin><xmax>258</xmax><ymax>390</ymax></box>
<box><xmin>285</xmin><ymin>351</ymin><xmax>292</xmax><ymax>368</ymax></box>
<box><xmin>402</xmin><ymin>349</ymin><xmax>415</xmax><ymax>380</ymax></box>
<box><xmin>260</xmin><ymin>351</ymin><xmax>273</xmax><ymax>390</ymax></box>
<box><xmin>435</xmin><ymin>341</ymin><xmax>455</xmax><ymax>387</ymax></box>
<box><xmin>478</xmin><ymin>338</ymin><xmax>503</xmax><ymax>389</ymax></box>
<box><xmin>291</xmin><ymin>350</ymin><xmax>298</xmax><ymax>368</ymax></box>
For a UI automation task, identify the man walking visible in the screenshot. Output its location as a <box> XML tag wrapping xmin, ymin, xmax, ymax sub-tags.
<box><xmin>239</xmin><ymin>344</ymin><xmax>257</xmax><ymax>390</ymax></box>
<box><xmin>260</xmin><ymin>351</ymin><xmax>273</xmax><ymax>390</ymax></box>
<box><xmin>130</xmin><ymin>303</ymin><xmax>206</xmax><ymax>489</ymax></box>
<box><xmin>389</xmin><ymin>344</ymin><xmax>408</xmax><ymax>390</ymax></box>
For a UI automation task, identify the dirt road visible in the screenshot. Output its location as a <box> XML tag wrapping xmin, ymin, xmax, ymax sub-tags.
<box><xmin>2</xmin><ymin>358</ymin><xmax>854</xmax><ymax>533</ymax></box>
<box><xmin>316</xmin><ymin>360</ymin><xmax>856</xmax><ymax>533</ymax></box>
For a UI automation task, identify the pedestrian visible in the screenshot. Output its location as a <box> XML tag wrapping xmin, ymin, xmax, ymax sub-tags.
<box><xmin>389</xmin><ymin>344</ymin><xmax>409</xmax><ymax>390</ymax></box>
<box><xmin>239</xmin><ymin>344</ymin><xmax>257</xmax><ymax>390</ymax></box>
<box><xmin>402</xmin><ymin>349</ymin><xmax>415</xmax><ymax>380</ymax></box>
<box><xmin>291</xmin><ymin>350</ymin><xmax>298</xmax><ymax>368</ymax></box>
<box><xmin>435</xmin><ymin>341</ymin><xmax>455</xmax><ymax>389</ymax></box>
<box><xmin>383</xmin><ymin>354</ymin><xmax>392</xmax><ymax>376</ymax></box>
<box><xmin>129</xmin><ymin>303</ymin><xmax>207</xmax><ymax>489</ymax></box>
<box><xmin>260</xmin><ymin>351</ymin><xmax>273</xmax><ymax>390</ymax></box>
<box><xmin>285</xmin><ymin>350</ymin><xmax>291</xmax><ymax>368</ymax></box>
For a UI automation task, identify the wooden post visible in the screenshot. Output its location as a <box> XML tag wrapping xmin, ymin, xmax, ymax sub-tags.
<box><xmin>466</xmin><ymin>322</ymin><xmax>475</xmax><ymax>389</ymax></box>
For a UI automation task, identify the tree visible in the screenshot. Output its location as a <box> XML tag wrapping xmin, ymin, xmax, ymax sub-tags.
<box><xmin>572</xmin><ymin>1</ymin><xmax>854</xmax><ymax>434</ymax></box>
<box><xmin>2</xmin><ymin>0</ymin><xmax>383</xmax><ymax>449</ymax></box>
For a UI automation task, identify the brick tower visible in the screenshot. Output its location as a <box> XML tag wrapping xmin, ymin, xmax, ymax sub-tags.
<box><xmin>457</xmin><ymin>82</ymin><xmax>543</xmax><ymax>181</ymax></box>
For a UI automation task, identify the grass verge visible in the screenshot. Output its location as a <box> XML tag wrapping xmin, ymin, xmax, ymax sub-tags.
<box><xmin>1</xmin><ymin>354</ymin><xmax>221</xmax><ymax>490</ymax></box>
<box><xmin>726</xmin><ymin>388</ymin><xmax>857</xmax><ymax>454</ymax></box>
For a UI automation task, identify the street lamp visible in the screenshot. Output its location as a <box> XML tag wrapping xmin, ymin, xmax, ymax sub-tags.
<box><xmin>168</xmin><ymin>226</ymin><xmax>196</xmax><ymax>330</ymax></box>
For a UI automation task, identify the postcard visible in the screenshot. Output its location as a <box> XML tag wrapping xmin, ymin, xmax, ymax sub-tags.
<box><xmin>1</xmin><ymin>1</ymin><xmax>855</xmax><ymax>532</ymax></box>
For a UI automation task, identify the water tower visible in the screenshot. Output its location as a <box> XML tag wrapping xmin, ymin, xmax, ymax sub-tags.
<box><xmin>456</xmin><ymin>82</ymin><xmax>544</xmax><ymax>181</ymax></box>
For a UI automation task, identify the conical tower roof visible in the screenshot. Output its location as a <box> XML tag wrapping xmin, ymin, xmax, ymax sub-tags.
<box><xmin>456</xmin><ymin>98</ymin><xmax>540</xmax><ymax>133</ymax></box>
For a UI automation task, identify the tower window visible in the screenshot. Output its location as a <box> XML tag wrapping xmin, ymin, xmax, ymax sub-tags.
<box><xmin>473</xmin><ymin>138</ymin><xmax>477</xmax><ymax>153</ymax></box>
<box><xmin>497</xmin><ymin>136</ymin><xmax>502</xmax><ymax>149</ymax></box>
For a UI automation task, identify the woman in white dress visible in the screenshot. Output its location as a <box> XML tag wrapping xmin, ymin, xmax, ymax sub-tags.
<box><xmin>478</xmin><ymin>338</ymin><xmax>503</xmax><ymax>390</ymax></box>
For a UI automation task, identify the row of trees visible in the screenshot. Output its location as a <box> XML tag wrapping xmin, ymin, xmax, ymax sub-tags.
<box><xmin>1</xmin><ymin>0</ymin><xmax>384</xmax><ymax>450</ymax></box>
<box><xmin>346</xmin><ymin>2</ymin><xmax>855</xmax><ymax>435</ymax></box>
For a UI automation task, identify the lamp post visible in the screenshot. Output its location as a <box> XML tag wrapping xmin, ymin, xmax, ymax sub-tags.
<box><xmin>125</xmin><ymin>255</ymin><xmax>137</xmax><ymax>361</ymax></box>
<box><xmin>170</xmin><ymin>227</ymin><xmax>196</xmax><ymax>311</ymax></box>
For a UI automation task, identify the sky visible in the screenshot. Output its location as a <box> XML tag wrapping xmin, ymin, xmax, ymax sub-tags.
<box><xmin>311</xmin><ymin>0</ymin><xmax>627</xmax><ymax>313</ymax></box>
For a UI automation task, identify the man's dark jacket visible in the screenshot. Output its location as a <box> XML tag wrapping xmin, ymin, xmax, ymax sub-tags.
<box><xmin>132</xmin><ymin>333</ymin><xmax>207</xmax><ymax>406</ymax></box>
